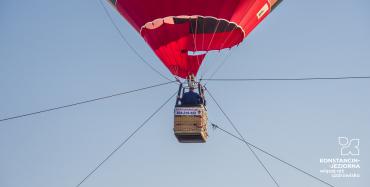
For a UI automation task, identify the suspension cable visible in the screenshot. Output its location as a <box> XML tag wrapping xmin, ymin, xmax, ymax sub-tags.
<box><xmin>75</xmin><ymin>90</ymin><xmax>177</xmax><ymax>187</ymax></box>
<box><xmin>199</xmin><ymin>17</ymin><xmax>224</xmax><ymax>79</ymax></box>
<box><xmin>201</xmin><ymin>49</ymin><xmax>234</xmax><ymax>84</ymax></box>
<box><xmin>192</xmin><ymin>17</ymin><xmax>201</xmax><ymax>69</ymax></box>
<box><xmin>211</xmin><ymin>123</ymin><xmax>335</xmax><ymax>187</ymax></box>
<box><xmin>206</xmin><ymin>88</ymin><xmax>280</xmax><ymax>187</ymax></box>
<box><xmin>201</xmin><ymin>76</ymin><xmax>370</xmax><ymax>82</ymax></box>
<box><xmin>200</xmin><ymin>23</ymin><xmax>239</xmax><ymax>82</ymax></box>
<box><xmin>98</xmin><ymin>0</ymin><xmax>173</xmax><ymax>81</ymax></box>
<box><xmin>206</xmin><ymin>19</ymin><xmax>222</xmax><ymax>51</ymax></box>
<box><xmin>0</xmin><ymin>81</ymin><xmax>176</xmax><ymax>123</ymax></box>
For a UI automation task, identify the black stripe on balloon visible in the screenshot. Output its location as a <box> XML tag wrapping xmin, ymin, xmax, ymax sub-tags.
<box><xmin>173</xmin><ymin>17</ymin><xmax>238</xmax><ymax>34</ymax></box>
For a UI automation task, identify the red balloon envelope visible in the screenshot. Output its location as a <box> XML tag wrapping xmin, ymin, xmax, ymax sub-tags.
<box><xmin>109</xmin><ymin>0</ymin><xmax>280</xmax><ymax>78</ymax></box>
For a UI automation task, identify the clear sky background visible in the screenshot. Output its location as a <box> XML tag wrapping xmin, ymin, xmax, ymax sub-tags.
<box><xmin>0</xmin><ymin>0</ymin><xmax>369</xmax><ymax>187</ymax></box>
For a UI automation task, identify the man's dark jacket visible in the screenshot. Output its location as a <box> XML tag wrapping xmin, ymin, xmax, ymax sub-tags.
<box><xmin>181</xmin><ymin>91</ymin><xmax>203</xmax><ymax>106</ymax></box>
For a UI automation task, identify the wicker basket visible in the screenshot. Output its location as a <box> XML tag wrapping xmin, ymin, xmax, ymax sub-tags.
<box><xmin>174</xmin><ymin>105</ymin><xmax>208</xmax><ymax>143</ymax></box>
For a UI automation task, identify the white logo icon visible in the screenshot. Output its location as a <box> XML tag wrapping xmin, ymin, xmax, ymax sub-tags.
<box><xmin>338</xmin><ymin>137</ymin><xmax>360</xmax><ymax>156</ymax></box>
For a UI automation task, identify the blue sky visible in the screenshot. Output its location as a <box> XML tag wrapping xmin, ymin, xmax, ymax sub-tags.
<box><xmin>0</xmin><ymin>0</ymin><xmax>369</xmax><ymax>187</ymax></box>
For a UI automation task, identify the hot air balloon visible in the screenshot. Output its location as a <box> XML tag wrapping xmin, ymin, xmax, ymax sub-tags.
<box><xmin>108</xmin><ymin>0</ymin><xmax>281</xmax><ymax>143</ymax></box>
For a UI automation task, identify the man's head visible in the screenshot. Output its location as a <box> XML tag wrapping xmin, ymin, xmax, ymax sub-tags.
<box><xmin>189</xmin><ymin>87</ymin><xmax>195</xmax><ymax>92</ymax></box>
